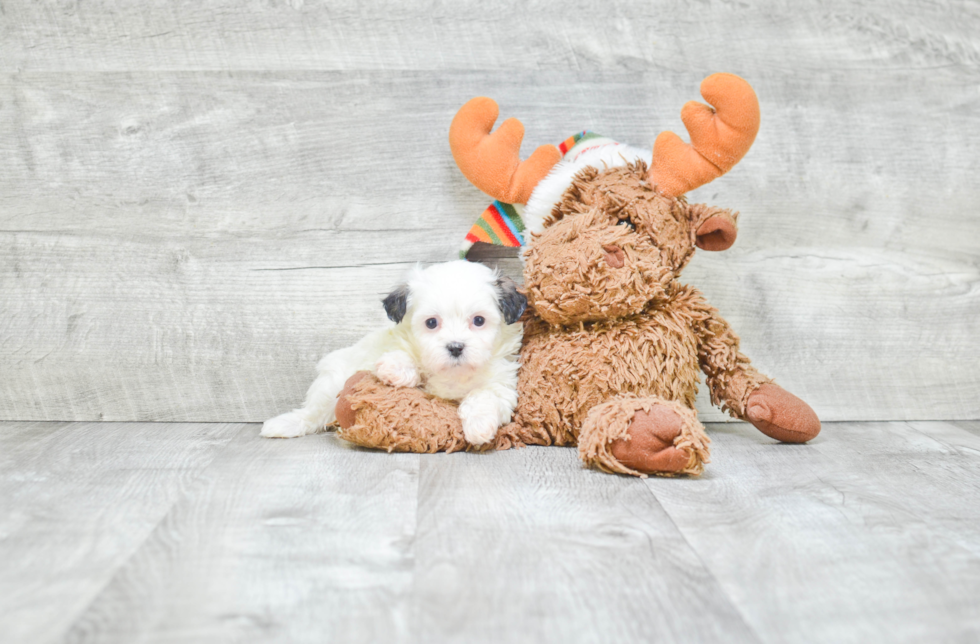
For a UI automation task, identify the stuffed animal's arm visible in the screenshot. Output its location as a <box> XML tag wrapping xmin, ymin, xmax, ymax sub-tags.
<box><xmin>689</xmin><ymin>292</ymin><xmax>772</xmax><ymax>419</ymax></box>
<box><xmin>689</xmin><ymin>288</ymin><xmax>821</xmax><ymax>443</ymax></box>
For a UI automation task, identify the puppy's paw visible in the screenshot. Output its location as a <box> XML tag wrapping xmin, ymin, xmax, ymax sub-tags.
<box><xmin>261</xmin><ymin>411</ymin><xmax>313</xmax><ymax>438</ymax></box>
<box><xmin>375</xmin><ymin>351</ymin><xmax>421</xmax><ymax>388</ymax></box>
<box><xmin>458</xmin><ymin>397</ymin><xmax>500</xmax><ymax>446</ymax></box>
<box><xmin>461</xmin><ymin>415</ymin><xmax>498</xmax><ymax>446</ymax></box>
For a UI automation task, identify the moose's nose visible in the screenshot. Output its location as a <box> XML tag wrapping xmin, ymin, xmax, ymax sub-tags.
<box><xmin>602</xmin><ymin>244</ymin><xmax>625</xmax><ymax>268</ymax></box>
<box><xmin>446</xmin><ymin>342</ymin><xmax>465</xmax><ymax>358</ymax></box>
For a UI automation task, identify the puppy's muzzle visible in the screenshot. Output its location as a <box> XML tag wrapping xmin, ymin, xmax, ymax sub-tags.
<box><xmin>446</xmin><ymin>342</ymin><xmax>465</xmax><ymax>358</ymax></box>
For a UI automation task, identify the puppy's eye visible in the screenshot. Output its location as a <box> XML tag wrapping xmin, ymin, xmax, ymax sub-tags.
<box><xmin>617</xmin><ymin>217</ymin><xmax>636</xmax><ymax>231</ymax></box>
<box><xmin>425</xmin><ymin>318</ymin><xmax>438</xmax><ymax>330</ymax></box>
<box><xmin>473</xmin><ymin>316</ymin><xmax>485</xmax><ymax>327</ymax></box>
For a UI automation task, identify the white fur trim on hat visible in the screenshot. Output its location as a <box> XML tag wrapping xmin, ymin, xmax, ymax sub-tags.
<box><xmin>522</xmin><ymin>138</ymin><xmax>651</xmax><ymax>235</ymax></box>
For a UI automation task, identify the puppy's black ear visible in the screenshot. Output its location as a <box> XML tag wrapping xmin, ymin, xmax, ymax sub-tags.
<box><xmin>495</xmin><ymin>277</ymin><xmax>527</xmax><ymax>325</ymax></box>
<box><xmin>382</xmin><ymin>285</ymin><xmax>410</xmax><ymax>324</ymax></box>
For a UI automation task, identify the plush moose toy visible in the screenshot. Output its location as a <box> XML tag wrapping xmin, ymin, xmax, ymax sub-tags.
<box><xmin>335</xmin><ymin>73</ymin><xmax>820</xmax><ymax>476</ymax></box>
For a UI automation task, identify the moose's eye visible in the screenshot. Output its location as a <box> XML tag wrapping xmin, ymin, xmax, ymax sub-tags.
<box><xmin>617</xmin><ymin>217</ymin><xmax>636</xmax><ymax>231</ymax></box>
<box><xmin>473</xmin><ymin>315</ymin><xmax>485</xmax><ymax>327</ymax></box>
<box><xmin>425</xmin><ymin>318</ymin><xmax>439</xmax><ymax>330</ymax></box>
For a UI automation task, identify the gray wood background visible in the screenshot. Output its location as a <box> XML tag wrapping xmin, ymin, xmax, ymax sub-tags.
<box><xmin>2</xmin><ymin>0</ymin><xmax>978</xmax><ymax>423</ymax></box>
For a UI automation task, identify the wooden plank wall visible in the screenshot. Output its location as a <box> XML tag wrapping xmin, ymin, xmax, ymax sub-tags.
<box><xmin>1</xmin><ymin>1</ymin><xmax>978</xmax><ymax>423</ymax></box>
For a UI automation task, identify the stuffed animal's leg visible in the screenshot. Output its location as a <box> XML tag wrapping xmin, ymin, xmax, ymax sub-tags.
<box><xmin>693</xmin><ymin>296</ymin><xmax>820</xmax><ymax>443</ymax></box>
<box><xmin>333</xmin><ymin>372</ymin><xmax>471</xmax><ymax>453</ymax></box>
<box><xmin>578</xmin><ymin>396</ymin><xmax>710</xmax><ymax>477</ymax></box>
<box><xmin>335</xmin><ymin>373</ymin><xmax>528</xmax><ymax>453</ymax></box>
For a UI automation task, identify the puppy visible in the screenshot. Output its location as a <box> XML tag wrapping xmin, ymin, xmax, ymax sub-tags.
<box><xmin>261</xmin><ymin>260</ymin><xmax>526</xmax><ymax>445</ymax></box>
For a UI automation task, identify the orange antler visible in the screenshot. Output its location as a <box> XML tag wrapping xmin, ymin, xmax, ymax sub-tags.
<box><xmin>648</xmin><ymin>73</ymin><xmax>760</xmax><ymax>197</ymax></box>
<box><xmin>449</xmin><ymin>97</ymin><xmax>562</xmax><ymax>204</ymax></box>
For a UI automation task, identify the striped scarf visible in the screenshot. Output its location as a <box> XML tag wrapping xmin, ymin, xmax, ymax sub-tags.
<box><xmin>460</xmin><ymin>131</ymin><xmax>606</xmax><ymax>258</ymax></box>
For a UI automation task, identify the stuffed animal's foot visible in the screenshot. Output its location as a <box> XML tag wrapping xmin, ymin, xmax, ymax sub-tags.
<box><xmin>335</xmin><ymin>371</ymin><xmax>371</xmax><ymax>430</ymax></box>
<box><xmin>579</xmin><ymin>397</ymin><xmax>710</xmax><ymax>477</ymax></box>
<box><xmin>610</xmin><ymin>406</ymin><xmax>696</xmax><ymax>474</ymax></box>
<box><xmin>334</xmin><ymin>371</ymin><xmax>469</xmax><ymax>453</ymax></box>
<box><xmin>746</xmin><ymin>384</ymin><xmax>821</xmax><ymax>443</ymax></box>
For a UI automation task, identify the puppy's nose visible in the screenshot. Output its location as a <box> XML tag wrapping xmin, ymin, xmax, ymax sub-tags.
<box><xmin>446</xmin><ymin>342</ymin><xmax>465</xmax><ymax>358</ymax></box>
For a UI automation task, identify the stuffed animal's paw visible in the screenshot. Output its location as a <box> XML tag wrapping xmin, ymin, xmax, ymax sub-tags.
<box><xmin>375</xmin><ymin>351</ymin><xmax>421</xmax><ymax>388</ymax></box>
<box><xmin>334</xmin><ymin>372</ymin><xmax>371</xmax><ymax>430</ymax></box>
<box><xmin>609</xmin><ymin>406</ymin><xmax>693</xmax><ymax>474</ymax></box>
<box><xmin>746</xmin><ymin>384</ymin><xmax>821</xmax><ymax>443</ymax></box>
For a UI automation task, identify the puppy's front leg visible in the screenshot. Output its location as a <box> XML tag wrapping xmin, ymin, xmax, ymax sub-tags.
<box><xmin>458</xmin><ymin>386</ymin><xmax>517</xmax><ymax>446</ymax></box>
<box><xmin>375</xmin><ymin>350</ymin><xmax>421</xmax><ymax>388</ymax></box>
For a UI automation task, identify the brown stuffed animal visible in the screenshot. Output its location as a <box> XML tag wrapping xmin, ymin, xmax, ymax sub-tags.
<box><xmin>336</xmin><ymin>74</ymin><xmax>820</xmax><ymax>476</ymax></box>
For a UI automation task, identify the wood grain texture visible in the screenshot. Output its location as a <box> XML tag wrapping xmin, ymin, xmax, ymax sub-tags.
<box><xmin>0</xmin><ymin>421</ymin><xmax>240</xmax><ymax>644</ymax></box>
<box><xmin>645</xmin><ymin>420</ymin><xmax>980</xmax><ymax>644</ymax></box>
<box><xmin>4</xmin><ymin>419</ymin><xmax>980</xmax><ymax>642</ymax></box>
<box><xmin>2</xmin><ymin>2</ymin><xmax>979</xmax><ymax>422</ymax></box>
<box><xmin>952</xmin><ymin>420</ymin><xmax>980</xmax><ymax>437</ymax></box>
<box><xmin>58</xmin><ymin>425</ymin><xmax>420</xmax><ymax>643</ymax></box>
<box><xmin>3</xmin><ymin>1</ymin><xmax>978</xmax><ymax>73</ymax></box>
<box><xmin>411</xmin><ymin>446</ymin><xmax>759</xmax><ymax>644</ymax></box>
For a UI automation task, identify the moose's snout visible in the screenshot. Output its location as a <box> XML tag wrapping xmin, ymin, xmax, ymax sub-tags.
<box><xmin>603</xmin><ymin>244</ymin><xmax>625</xmax><ymax>268</ymax></box>
<box><xmin>446</xmin><ymin>342</ymin><xmax>465</xmax><ymax>358</ymax></box>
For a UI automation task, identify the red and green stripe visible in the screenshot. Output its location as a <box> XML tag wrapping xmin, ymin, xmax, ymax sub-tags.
<box><xmin>461</xmin><ymin>131</ymin><xmax>606</xmax><ymax>258</ymax></box>
<box><xmin>464</xmin><ymin>200</ymin><xmax>525</xmax><ymax>247</ymax></box>
<box><xmin>558</xmin><ymin>131</ymin><xmax>603</xmax><ymax>156</ymax></box>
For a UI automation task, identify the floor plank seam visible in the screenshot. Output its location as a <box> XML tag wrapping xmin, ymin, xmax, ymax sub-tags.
<box><xmin>408</xmin><ymin>454</ymin><xmax>425</xmax><ymax>644</ymax></box>
<box><xmin>53</xmin><ymin>423</ymin><xmax>246</xmax><ymax>640</ymax></box>
<box><xmin>637</xmin><ymin>479</ymin><xmax>767</xmax><ymax>644</ymax></box>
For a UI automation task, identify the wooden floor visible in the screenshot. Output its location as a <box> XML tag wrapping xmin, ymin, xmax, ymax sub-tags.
<box><xmin>2</xmin><ymin>420</ymin><xmax>979</xmax><ymax>643</ymax></box>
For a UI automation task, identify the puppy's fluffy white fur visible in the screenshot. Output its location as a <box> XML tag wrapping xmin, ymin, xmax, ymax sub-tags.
<box><xmin>261</xmin><ymin>261</ymin><xmax>524</xmax><ymax>445</ymax></box>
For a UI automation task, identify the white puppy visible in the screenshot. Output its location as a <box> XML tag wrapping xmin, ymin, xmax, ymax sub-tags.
<box><xmin>261</xmin><ymin>260</ymin><xmax>526</xmax><ymax>445</ymax></box>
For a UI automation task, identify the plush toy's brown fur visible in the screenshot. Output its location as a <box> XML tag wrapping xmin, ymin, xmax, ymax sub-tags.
<box><xmin>336</xmin><ymin>371</ymin><xmax>546</xmax><ymax>454</ymax></box>
<box><xmin>334</xmin><ymin>74</ymin><xmax>821</xmax><ymax>476</ymax></box>
<box><xmin>500</xmin><ymin>160</ymin><xmax>804</xmax><ymax>476</ymax></box>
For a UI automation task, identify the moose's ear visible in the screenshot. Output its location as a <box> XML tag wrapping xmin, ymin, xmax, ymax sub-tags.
<box><xmin>695</xmin><ymin>213</ymin><xmax>738</xmax><ymax>251</ymax></box>
<box><xmin>382</xmin><ymin>285</ymin><xmax>410</xmax><ymax>323</ymax></box>
<box><xmin>495</xmin><ymin>277</ymin><xmax>527</xmax><ymax>325</ymax></box>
